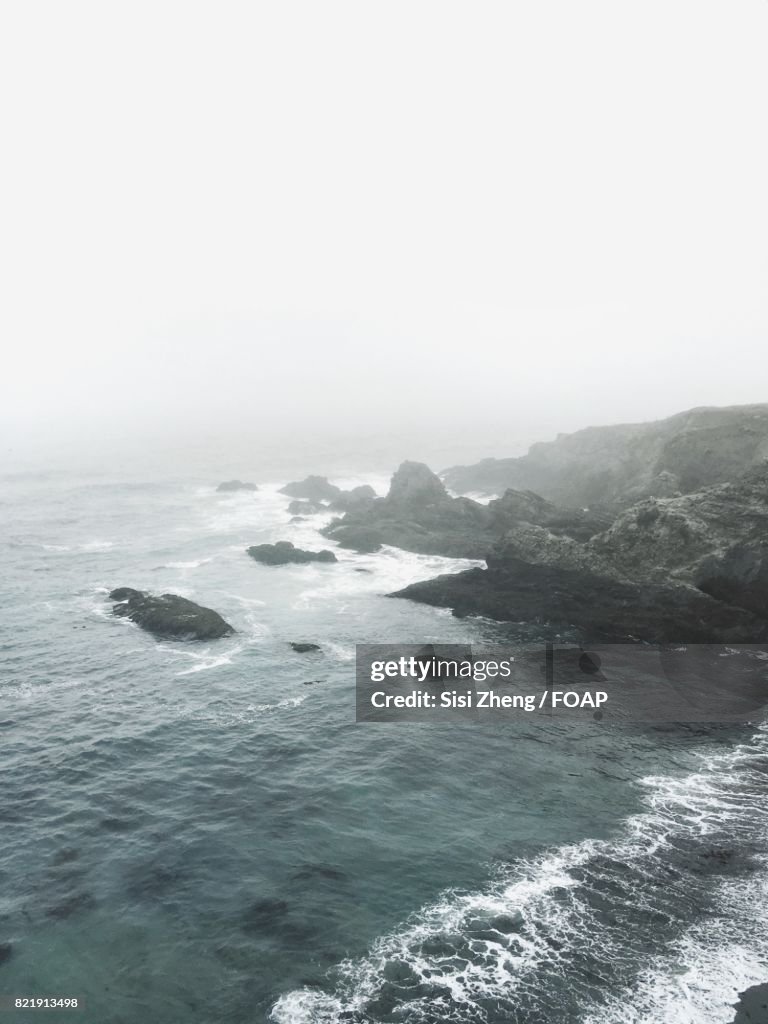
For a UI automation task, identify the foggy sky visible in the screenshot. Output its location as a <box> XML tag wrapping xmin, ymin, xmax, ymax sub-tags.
<box><xmin>2</xmin><ymin>0</ymin><xmax>767</xmax><ymax>465</ymax></box>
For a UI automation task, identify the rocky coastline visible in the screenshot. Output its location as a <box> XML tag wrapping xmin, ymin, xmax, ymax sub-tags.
<box><xmin>316</xmin><ymin>405</ymin><xmax>768</xmax><ymax>643</ymax></box>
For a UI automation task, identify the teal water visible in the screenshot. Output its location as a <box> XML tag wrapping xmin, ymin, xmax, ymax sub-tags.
<box><xmin>1</xmin><ymin>470</ymin><xmax>767</xmax><ymax>1023</ymax></box>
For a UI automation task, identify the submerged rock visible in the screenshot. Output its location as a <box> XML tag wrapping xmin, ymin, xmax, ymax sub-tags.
<box><xmin>216</xmin><ymin>480</ymin><xmax>258</xmax><ymax>492</ymax></box>
<box><xmin>0</xmin><ymin>942</ymin><xmax>12</xmax><ymax>966</ymax></box>
<box><xmin>290</xmin><ymin>642</ymin><xmax>321</xmax><ymax>653</ymax></box>
<box><xmin>108</xmin><ymin>588</ymin><xmax>235</xmax><ymax>641</ymax></box>
<box><xmin>246</xmin><ymin>541</ymin><xmax>337</xmax><ymax>565</ymax></box>
<box><xmin>279</xmin><ymin>476</ymin><xmax>341</xmax><ymax>502</ymax></box>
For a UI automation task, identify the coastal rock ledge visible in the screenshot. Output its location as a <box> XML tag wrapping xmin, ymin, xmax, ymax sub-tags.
<box><xmin>108</xmin><ymin>588</ymin><xmax>235</xmax><ymax>641</ymax></box>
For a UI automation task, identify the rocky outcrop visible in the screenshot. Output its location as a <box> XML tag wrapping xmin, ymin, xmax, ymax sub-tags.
<box><xmin>329</xmin><ymin>484</ymin><xmax>377</xmax><ymax>512</ymax></box>
<box><xmin>390</xmin><ymin>561</ymin><xmax>768</xmax><ymax>643</ymax></box>
<box><xmin>327</xmin><ymin>525</ymin><xmax>385</xmax><ymax>553</ymax></box>
<box><xmin>390</xmin><ymin>463</ymin><xmax>768</xmax><ymax>643</ymax></box>
<box><xmin>322</xmin><ymin>462</ymin><xmax>491</xmax><ymax>557</ymax></box>
<box><xmin>246</xmin><ymin>541</ymin><xmax>337</xmax><ymax>565</ymax></box>
<box><xmin>290</xmin><ymin>642</ymin><xmax>321</xmax><ymax>653</ymax></box>
<box><xmin>216</xmin><ymin>480</ymin><xmax>258</xmax><ymax>492</ymax></box>
<box><xmin>589</xmin><ymin>464</ymin><xmax>768</xmax><ymax>617</ymax></box>
<box><xmin>487</xmin><ymin>489</ymin><xmax>611</xmax><ymax>542</ymax></box>
<box><xmin>108</xmin><ymin>588</ymin><xmax>234</xmax><ymax>640</ymax></box>
<box><xmin>279</xmin><ymin>476</ymin><xmax>341</xmax><ymax>502</ymax></box>
<box><xmin>322</xmin><ymin>461</ymin><xmax>600</xmax><ymax>558</ymax></box>
<box><xmin>443</xmin><ymin>404</ymin><xmax>768</xmax><ymax>506</ymax></box>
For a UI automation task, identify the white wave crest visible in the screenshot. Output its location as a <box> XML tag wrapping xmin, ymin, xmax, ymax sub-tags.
<box><xmin>271</xmin><ymin>726</ymin><xmax>768</xmax><ymax>1024</ymax></box>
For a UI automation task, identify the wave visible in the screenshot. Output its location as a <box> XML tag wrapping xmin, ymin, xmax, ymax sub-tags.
<box><xmin>40</xmin><ymin>540</ymin><xmax>115</xmax><ymax>552</ymax></box>
<box><xmin>174</xmin><ymin>692</ymin><xmax>309</xmax><ymax>724</ymax></box>
<box><xmin>271</xmin><ymin>726</ymin><xmax>768</xmax><ymax>1024</ymax></box>
<box><xmin>295</xmin><ymin>547</ymin><xmax>485</xmax><ymax>607</ymax></box>
<box><xmin>154</xmin><ymin>643</ymin><xmax>245</xmax><ymax>676</ymax></box>
<box><xmin>158</xmin><ymin>558</ymin><xmax>213</xmax><ymax>569</ymax></box>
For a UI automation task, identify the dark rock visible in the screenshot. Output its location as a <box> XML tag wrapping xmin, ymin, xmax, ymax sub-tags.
<box><xmin>321</xmin><ymin>462</ymin><xmax>606</xmax><ymax>559</ymax></box>
<box><xmin>287</xmin><ymin>499</ymin><xmax>325</xmax><ymax>515</ymax></box>
<box><xmin>389</xmin><ymin>560</ymin><xmax>768</xmax><ymax>644</ymax></box>
<box><xmin>322</xmin><ymin>462</ymin><xmax>494</xmax><ymax>558</ymax></box>
<box><xmin>389</xmin><ymin>461</ymin><xmax>768</xmax><ymax>642</ymax></box>
<box><xmin>0</xmin><ymin>942</ymin><xmax>12</xmax><ymax>966</ymax></box>
<box><xmin>279</xmin><ymin>476</ymin><xmax>341</xmax><ymax>502</ymax></box>
<box><xmin>732</xmin><ymin>983</ymin><xmax>768</xmax><ymax>1024</ymax></box>
<box><xmin>108</xmin><ymin>588</ymin><xmax>235</xmax><ymax>641</ymax></box>
<box><xmin>247</xmin><ymin>542</ymin><xmax>337</xmax><ymax>566</ymax></box>
<box><xmin>488</xmin><ymin>489</ymin><xmax>611</xmax><ymax>541</ymax></box>
<box><xmin>329</xmin><ymin>484</ymin><xmax>377</xmax><ymax>512</ymax></box>
<box><xmin>589</xmin><ymin>463</ymin><xmax>768</xmax><ymax>618</ymax></box>
<box><xmin>217</xmin><ymin>480</ymin><xmax>258</xmax><ymax>492</ymax></box>
<box><xmin>328</xmin><ymin>525</ymin><xmax>385</xmax><ymax>553</ymax></box>
<box><xmin>290</xmin><ymin>642</ymin><xmax>321</xmax><ymax>653</ymax></box>
<box><xmin>443</xmin><ymin>403</ymin><xmax>768</xmax><ymax>506</ymax></box>
<box><xmin>696</xmin><ymin>541</ymin><xmax>768</xmax><ymax>619</ymax></box>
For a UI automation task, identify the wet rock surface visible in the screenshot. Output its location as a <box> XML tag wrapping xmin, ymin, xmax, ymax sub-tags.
<box><xmin>247</xmin><ymin>541</ymin><xmax>337</xmax><ymax>565</ymax></box>
<box><xmin>109</xmin><ymin>588</ymin><xmax>235</xmax><ymax>641</ymax></box>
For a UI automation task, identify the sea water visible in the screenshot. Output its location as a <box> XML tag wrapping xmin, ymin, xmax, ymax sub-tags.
<box><xmin>1</xmin><ymin>467</ymin><xmax>766</xmax><ymax>1023</ymax></box>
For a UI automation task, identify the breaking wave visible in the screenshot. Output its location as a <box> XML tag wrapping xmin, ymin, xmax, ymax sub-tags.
<box><xmin>271</xmin><ymin>726</ymin><xmax>768</xmax><ymax>1024</ymax></box>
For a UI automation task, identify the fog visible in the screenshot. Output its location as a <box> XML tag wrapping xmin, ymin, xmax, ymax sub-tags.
<box><xmin>2</xmin><ymin>0</ymin><xmax>767</xmax><ymax>472</ymax></box>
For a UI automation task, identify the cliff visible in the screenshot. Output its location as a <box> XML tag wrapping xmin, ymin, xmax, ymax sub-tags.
<box><xmin>442</xmin><ymin>404</ymin><xmax>768</xmax><ymax>507</ymax></box>
<box><xmin>390</xmin><ymin>462</ymin><xmax>768</xmax><ymax>643</ymax></box>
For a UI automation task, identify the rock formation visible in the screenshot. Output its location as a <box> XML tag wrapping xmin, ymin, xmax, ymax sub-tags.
<box><xmin>279</xmin><ymin>475</ymin><xmax>341</xmax><ymax>502</ymax></box>
<box><xmin>246</xmin><ymin>541</ymin><xmax>337</xmax><ymax>565</ymax></box>
<box><xmin>322</xmin><ymin>461</ymin><xmax>597</xmax><ymax>558</ymax></box>
<box><xmin>390</xmin><ymin>464</ymin><xmax>768</xmax><ymax>643</ymax></box>
<box><xmin>329</xmin><ymin>484</ymin><xmax>377</xmax><ymax>512</ymax></box>
<box><xmin>108</xmin><ymin>588</ymin><xmax>234</xmax><ymax>640</ymax></box>
<box><xmin>443</xmin><ymin>404</ymin><xmax>768</xmax><ymax>506</ymax></box>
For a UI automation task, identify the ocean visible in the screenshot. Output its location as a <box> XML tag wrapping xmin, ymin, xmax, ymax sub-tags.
<box><xmin>1</xmin><ymin>464</ymin><xmax>767</xmax><ymax>1023</ymax></box>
